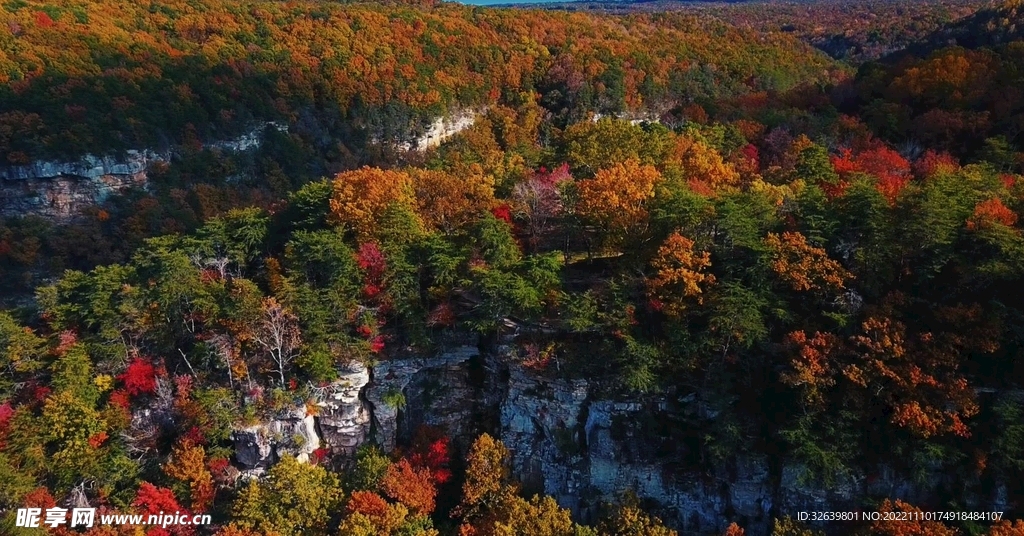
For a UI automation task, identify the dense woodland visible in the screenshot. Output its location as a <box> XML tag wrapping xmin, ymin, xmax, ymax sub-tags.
<box><xmin>537</xmin><ymin>0</ymin><xmax>989</xmax><ymax>63</ymax></box>
<box><xmin>3</xmin><ymin>0</ymin><xmax>1024</xmax><ymax>535</ymax></box>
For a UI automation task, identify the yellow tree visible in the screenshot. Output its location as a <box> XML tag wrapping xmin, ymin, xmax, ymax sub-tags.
<box><xmin>772</xmin><ymin>517</ymin><xmax>824</xmax><ymax>536</ymax></box>
<box><xmin>576</xmin><ymin>159</ymin><xmax>663</xmax><ymax>248</ymax></box>
<box><xmin>457</xmin><ymin>433</ymin><xmax>512</xmax><ymax>519</ymax></box>
<box><xmin>163</xmin><ymin>439</ymin><xmax>215</xmax><ymax>511</ymax></box>
<box><xmin>455</xmin><ymin>434</ymin><xmax>589</xmax><ymax>536</ymax></box>
<box><xmin>646</xmin><ymin>232</ymin><xmax>715</xmax><ymax>316</ymax></box>
<box><xmin>410</xmin><ymin>168</ymin><xmax>496</xmax><ymax>234</ymax></box>
<box><xmin>597</xmin><ymin>496</ymin><xmax>678</xmax><ymax>536</ymax></box>
<box><xmin>665</xmin><ymin>137</ymin><xmax>741</xmax><ymax>195</ymax></box>
<box><xmin>330</xmin><ymin>167</ymin><xmax>418</xmax><ymax>241</ymax></box>
<box><xmin>764</xmin><ymin>232</ymin><xmax>852</xmax><ymax>294</ymax></box>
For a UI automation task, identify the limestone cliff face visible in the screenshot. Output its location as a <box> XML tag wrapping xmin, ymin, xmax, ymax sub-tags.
<box><xmin>396</xmin><ymin>110</ymin><xmax>482</xmax><ymax>152</ymax></box>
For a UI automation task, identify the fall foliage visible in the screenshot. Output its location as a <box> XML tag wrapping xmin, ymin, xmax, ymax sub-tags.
<box><xmin>3</xmin><ymin>0</ymin><xmax>1024</xmax><ymax>533</ymax></box>
<box><xmin>576</xmin><ymin>159</ymin><xmax>663</xmax><ymax>247</ymax></box>
<box><xmin>764</xmin><ymin>231</ymin><xmax>852</xmax><ymax>293</ymax></box>
<box><xmin>330</xmin><ymin>167</ymin><xmax>418</xmax><ymax>241</ymax></box>
<box><xmin>646</xmin><ymin>232</ymin><xmax>716</xmax><ymax>316</ymax></box>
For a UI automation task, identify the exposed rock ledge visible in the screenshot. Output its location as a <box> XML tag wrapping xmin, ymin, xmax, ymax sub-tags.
<box><xmin>397</xmin><ymin>109</ymin><xmax>482</xmax><ymax>152</ymax></box>
<box><xmin>0</xmin><ymin>172</ymin><xmax>148</xmax><ymax>220</ymax></box>
<box><xmin>0</xmin><ymin>123</ymin><xmax>288</xmax><ymax>221</ymax></box>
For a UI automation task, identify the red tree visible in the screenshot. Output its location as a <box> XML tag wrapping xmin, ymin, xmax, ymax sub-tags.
<box><xmin>119</xmin><ymin>358</ymin><xmax>159</xmax><ymax>396</ymax></box>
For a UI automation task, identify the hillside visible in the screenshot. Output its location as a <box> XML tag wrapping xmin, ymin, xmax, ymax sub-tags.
<box><xmin>915</xmin><ymin>0</ymin><xmax>1024</xmax><ymax>51</ymax></box>
<box><xmin>3</xmin><ymin>1</ymin><xmax>1024</xmax><ymax>536</ymax></box>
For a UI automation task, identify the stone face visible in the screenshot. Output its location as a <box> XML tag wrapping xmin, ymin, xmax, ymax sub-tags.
<box><xmin>0</xmin><ymin>172</ymin><xmax>147</xmax><ymax>220</ymax></box>
<box><xmin>231</xmin><ymin>407</ymin><xmax>320</xmax><ymax>470</ymax></box>
<box><xmin>0</xmin><ymin>113</ymin><xmax>479</xmax><ymax>221</ymax></box>
<box><xmin>233</xmin><ymin>427</ymin><xmax>275</xmax><ymax>469</ymax></box>
<box><xmin>0</xmin><ymin>150</ymin><xmax>162</xmax><ymax>182</ymax></box>
<box><xmin>398</xmin><ymin>110</ymin><xmax>481</xmax><ymax>152</ymax></box>
<box><xmin>367</xmin><ymin>338</ymin><xmax>484</xmax><ymax>451</ymax></box>
<box><xmin>318</xmin><ymin>362</ymin><xmax>373</xmax><ymax>456</ymax></box>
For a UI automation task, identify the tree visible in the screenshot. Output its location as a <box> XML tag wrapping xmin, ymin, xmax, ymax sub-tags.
<box><xmin>723</xmin><ymin>523</ymin><xmax>745</xmax><ymax>536</ymax></box>
<box><xmin>990</xmin><ymin>520</ymin><xmax>1024</xmax><ymax>536</ymax></box>
<box><xmin>118</xmin><ymin>357</ymin><xmax>159</xmax><ymax>397</ymax></box>
<box><xmin>330</xmin><ymin>167</ymin><xmax>418</xmax><ymax>241</ymax></box>
<box><xmin>455</xmin><ymin>435</ymin><xmax>589</xmax><ymax>536</ymax></box>
<box><xmin>772</xmin><ymin>517</ymin><xmax>823</xmax><ymax>536</ymax></box>
<box><xmin>967</xmin><ymin>197</ymin><xmax>1018</xmax><ymax>231</ymax></box>
<box><xmin>349</xmin><ymin>445</ymin><xmax>392</xmax><ymax>491</ymax></box>
<box><xmin>0</xmin><ymin>312</ymin><xmax>44</xmax><ymax>396</ymax></box>
<box><xmin>780</xmin><ymin>330</ymin><xmax>840</xmax><ymax>409</ymax></box>
<box><xmin>189</xmin><ymin>208</ymin><xmax>270</xmax><ymax>274</ymax></box>
<box><xmin>511</xmin><ymin>164</ymin><xmax>572</xmax><ymax>243</ymax></box>
<box><xmin>458</xmin><ymin>434</ymin><xmax>512</xmax><ymax>519</ymax></box>
<box><xmin>646</xmin><ymin>232</ymin><xmax>716</xmax><ymax>316</ymax></box>
<box><xmin>43</xmin><ymin>390</ymin><xmax>106</xmax><ymax>488</ymax></box>
<box><xmin>597</xmin><ymin>495</ymin><xmax>677</xmax><ymax>536</ymax></box>
<box><xmin>381</xmin><ymin>459</ymin><xmax>437</xmax><ymax>516</ymax></box>
<box><xmin>576</xmin><ymin>159</ymin><xmax>663</xmax><ymax>248</ymax></box>
<box><xmin>868</xmin><ymin>499</ymin><xmax>957</xmax><ymax>536</ymax></box>
<box><xmin>845</xmin><ymin>316</ymin><xmax>979</xmax><ymax>438</ymax></box>
<box><xmin>411</xmin><ymin>168</ymin><xmax>496</xmax><ymax>234</ymax></box>
<box><xmin>163</xmin><ymin>440</ymin><xmax>215</xmax><ymax>511</ymax></box>
<box><xmin>251</xmin><ymin>297</ymin><xmax>301</xmax><ymax>386</ymax></box>
<box><xmin>832</xmin><ymin>146</ymin><xmax>912</xmax><ymax>204</ymax></box>
<box><xmin>763</xmin><ymin>232</ymin><xmax>852</xmax><ymax>294</ymax></box>
<box><xmin>669</xmin><ymin>137</ymin><xmax>742</xmax><ymax>194</ymax></box>
<box><xmin>794</xmin><ymin>144</ymin><xmax>839</xmax><ymax>185</ymax></box>
<box><xmin>232</xmin><ymin>455</ymin><xmax>342</xmax><ymax>536</ymax></box>
<box><xmin>339</xmin><ymin>491</ymin><xmax>438</xmax><ymax>536</ymax></box>
<box><xmin>561</xmin><ymin>119</ymin><xmax>668</xmax><ymax>177</ymax></box>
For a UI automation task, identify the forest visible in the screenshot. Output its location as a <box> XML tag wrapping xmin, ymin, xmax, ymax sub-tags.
<box><xmin>2</xmin><ymin>0</ymin><xmax>1024</xmax><ymax>535</ymax></box>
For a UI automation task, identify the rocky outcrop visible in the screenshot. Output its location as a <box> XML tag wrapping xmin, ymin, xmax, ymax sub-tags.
<box><xmin>232</xmin><ymin>405</ymin><xmax>320</xmax><ymax>476</ymax></box>
<box><xmin>398</xmin><ymin>110</ymin><xmax>482</xmax><ymax>152</ymax></box>
<box><xmin>0</xmin><ymin>172</ymin><xmax>147</xmax><ymax>220</ymax></box>
<box><xmin>366</xmin><ymin>335</ymin><xmax>487</xmax><ymax>451</ymax></box>
<box><xmin>317</xmin><ymin>363</ymin><xmax>373</xmax><ymax>456</ymax></box>
<box><xmin>0</xmin><ymin>150</ymin><xmax>162</xmax><ymax>182</ymax></box>
<box><xmin>0</xmin><ymin>110</ymin><xmax>479</xmax><ymax>220</ymax></box>
<box><xmin>0</xmin><ymin>122</ymin><xmax>286</xmax><ymax>220</ymax></box>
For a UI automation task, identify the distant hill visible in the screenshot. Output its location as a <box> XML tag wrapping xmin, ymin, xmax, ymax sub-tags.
<box><xmin>499</xmin><ymin>0</ymin><xmax>989</xmax><ymax>64</ymax></box>
<box><xmin>910</xmin><ymin>0</ymin><xmax>1023</xmax><ymax>52</ymax></box>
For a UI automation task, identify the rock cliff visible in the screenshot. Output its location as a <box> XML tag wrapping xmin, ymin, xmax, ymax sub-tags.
<box><xmin>228</xmin><ymin>333</ymin><xmax>1008</xmax><ymax>535</ymax></box>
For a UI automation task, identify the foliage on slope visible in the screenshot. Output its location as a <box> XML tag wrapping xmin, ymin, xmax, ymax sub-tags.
<box><xmin>2</xmin><ymin>106</ymin><xmax>1024</xmax><ymax>532</ymax></box>
<box><xmin>0</xmin><ymin>0</ymin><xmax>836</xmax><ymax>161</ymax></box>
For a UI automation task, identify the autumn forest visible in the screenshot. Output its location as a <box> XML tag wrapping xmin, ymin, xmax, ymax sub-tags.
<box><xmin>2</xmin><ymin>0</ymin><xmax>1024</xmax><ymax>535</ymax></box>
